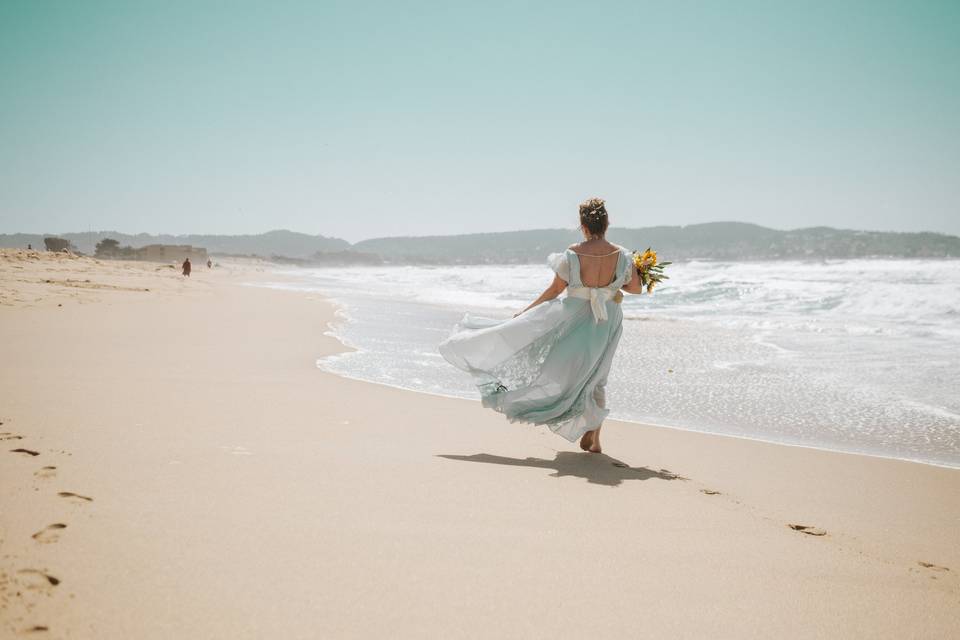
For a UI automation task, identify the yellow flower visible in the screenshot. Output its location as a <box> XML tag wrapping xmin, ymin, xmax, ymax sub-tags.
<box><xmin>634</xmin><ymin>248</ymin><xmax>660</xmax><ymax>271</ymax></box>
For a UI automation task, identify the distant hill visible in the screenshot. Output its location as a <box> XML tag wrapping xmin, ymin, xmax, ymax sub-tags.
<box><xmin>353</xmin><ymin>229</ymin><xmax>578</xmax><ymax>264</ymax></box>
<box><xmin>0</xmin><ymin>229</ymin><xmax>349</xmax><ymax>257</ymax></box>
<box><xmin>2</xmin><ymin>223</ymin><xmax>957</xmax><ymax>263</ymax></box>
<box><xmin>354</xmin><ymin>222</ymin><xmax>960</xmax><ymax>263</ymax></box>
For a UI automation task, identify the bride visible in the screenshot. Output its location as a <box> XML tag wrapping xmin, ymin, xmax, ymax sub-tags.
<box><xmin>439</xmin><ymin>197</ymin><xmax>645</xmax><ymax>453</ymax></box>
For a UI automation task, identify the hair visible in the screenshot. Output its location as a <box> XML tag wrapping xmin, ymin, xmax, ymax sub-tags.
<box><xmin>578</xmin><ymin>197</ymin><xmax>609</xmax><ymax>237</ymax></box>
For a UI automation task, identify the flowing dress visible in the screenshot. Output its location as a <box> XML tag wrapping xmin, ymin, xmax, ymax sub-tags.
<box><xmin>438</xmin><ymin>245</ymin><xmax>632</xmax><ymax>442</ymax></box>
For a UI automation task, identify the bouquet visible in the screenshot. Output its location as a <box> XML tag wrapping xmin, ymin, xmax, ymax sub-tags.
<box><xmin>632</xmin><ymin>248</ymin><xmax>670</xmax><ymax>293</ymax></box>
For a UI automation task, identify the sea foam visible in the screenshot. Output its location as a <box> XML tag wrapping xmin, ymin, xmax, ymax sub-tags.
<box><xmin>262</xmin><ymin>258</ymin><xmax>960</xmax><ymax>468</ymax></box>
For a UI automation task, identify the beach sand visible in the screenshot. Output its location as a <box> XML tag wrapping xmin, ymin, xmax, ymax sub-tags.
<box><xmin>1</xmin><ymin>249</ymin><xmax>958</xmax><ymax>638</ymax></box>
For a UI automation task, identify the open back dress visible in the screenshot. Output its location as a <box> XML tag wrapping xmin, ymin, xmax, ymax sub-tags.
<box><xmin>439</xmin><ymin>245</ymin><xmax>633</xmax><ymax>442</ymax></box>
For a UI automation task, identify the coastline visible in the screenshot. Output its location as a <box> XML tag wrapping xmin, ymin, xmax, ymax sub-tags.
<box><xmin>1</xmin><ymin>251</ymin><xmax>958</xmax><ymax>638</ymax></box>
<box><xmin>290</xmin><ymin>281</ymin><xmax>960</xmax><ymax>471</ymax></box>
<box><xmin>309</xmin><ymin>363</ymin><xmax>960</xmax><ymax>472</ymax></box>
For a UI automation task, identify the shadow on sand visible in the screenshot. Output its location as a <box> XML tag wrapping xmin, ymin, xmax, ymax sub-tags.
<box><xmin>437</xmin><ymin>451</ymin><xmax>686</xmax><ymax>487</ymax></box>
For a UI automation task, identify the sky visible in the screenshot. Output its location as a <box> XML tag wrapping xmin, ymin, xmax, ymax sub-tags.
<box><xmin>0</xmin><ymin>1</ymin><xmax>958</xmax><ymax>242</ymax></box>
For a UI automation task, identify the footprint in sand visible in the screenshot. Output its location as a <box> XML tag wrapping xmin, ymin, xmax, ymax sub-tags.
<box><xmin>57</xmin><ymin>492</ymin><xmax>93</xmax><ymax>503</ymax></box>
<box><xmin>21</xmin><ymin>625</ymin><xmax>50</xmax><ymax>634</ymax></box>
<box><xmin>32</xmin><ymin>524</ymin><xmax>67</xmax><ymax>544</ymax></box>
<box><xmin>10</xmin><ymin>448</ymin><xmax>39</xmax><ymax>456</ymax></box>
<box><xmin>788</xmin><ymin>523</ymin><xmax>827</xmax><ymax>536</ymax></box>
<box><xmin>701</xmin><ymin>489</ymin><xmax>721</xmax><ymax>495</ymax></box>
<box><xmin>918</xmin><ymin>561</ymin><xmax>950</xmax><ymax>572</ymax></box>
<box><xmin>0</xmin><ymin>432</ymin><xmax>23</xmax><ymax>441</ymax></box>
<box><xmin>16</xmin><ymin>570</ymin><xmax>60</xmax><ymax>588</ymax></box>
<box><xmin>33</xmin><ymin>466</ymin><xmax>57</xmax><ymax>479</ymax></box>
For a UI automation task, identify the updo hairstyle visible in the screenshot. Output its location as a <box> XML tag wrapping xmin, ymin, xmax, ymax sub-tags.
<box><xmin>579</xmin><ymin>197</ymin><xmax>609</xmax><ymax>237</ymax></box>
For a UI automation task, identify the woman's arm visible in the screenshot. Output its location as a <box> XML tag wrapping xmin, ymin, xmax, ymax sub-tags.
<box><xmin>515</xmin><ymin>274</ymin><xmax>568</xmax><ymax>317</ymax></box>
<box><xmin>621</xmin><ymin>265</ymin><xmax>644</xmax><ymax>294</ymax></box>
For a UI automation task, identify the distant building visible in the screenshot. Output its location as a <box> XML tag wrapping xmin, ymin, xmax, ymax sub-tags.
<box><xmin>135</xmin><ymin>244</ymin><xmax>208</xmax><ymax>263</ymax></box>
<box><xmin>43</xmin><ymin>237</ymin><xmax>72</xmax><ymax>252</ymax></box>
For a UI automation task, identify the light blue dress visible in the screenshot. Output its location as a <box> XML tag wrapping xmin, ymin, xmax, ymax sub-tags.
<box><xmin>439</xmin><ymin>246</ymin><xmax>633</xmax><ymax>442</ymax></box>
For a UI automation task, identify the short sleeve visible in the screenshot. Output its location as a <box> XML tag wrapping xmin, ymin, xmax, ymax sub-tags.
<box><xmin>547</xmin><ymin>252</ymin><xmax>570</xmax><ymax>283</ymax></box>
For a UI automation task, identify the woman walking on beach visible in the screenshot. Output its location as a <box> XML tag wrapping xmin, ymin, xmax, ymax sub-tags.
<box><xmin>439</xmin><ymin>198</ymin><xmax>646</xmax><ymax>453</ymax></box>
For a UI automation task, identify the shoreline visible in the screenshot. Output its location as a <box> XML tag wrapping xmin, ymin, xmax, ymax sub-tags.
<box><xmin>266</xmin><ymin>281</ymin><xmax>960</xmax><ymax>472</ymax></box>
<box><xmin>323</xmin><ymin>369</ymin><xmax>960</xmax><ymax>471</ymax></box>
<box><xmin>2</xmin><ymin>251</ymin><xmax>958</xmax><ymax>638</ymax></box>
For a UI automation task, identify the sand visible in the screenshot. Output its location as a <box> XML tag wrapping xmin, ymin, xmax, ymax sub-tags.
<box><xmin>1</xmin><ymin>249</ymin><xmax>958</xmax><ymax>638</ymax></box>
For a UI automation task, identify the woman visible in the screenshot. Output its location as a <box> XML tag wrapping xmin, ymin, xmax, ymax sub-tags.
<box><xmin>439</xmin><ymin>197</ymin><xmax>645</xmax><ymax>453</ymax></box>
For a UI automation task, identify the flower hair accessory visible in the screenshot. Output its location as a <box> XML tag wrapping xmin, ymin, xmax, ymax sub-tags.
<box><xmin>580</xmin><ymin>197</ymin><xmax>607</xmax><ymax>219</ymax></box>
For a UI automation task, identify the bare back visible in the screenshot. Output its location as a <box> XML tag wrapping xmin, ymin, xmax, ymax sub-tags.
<box><xmin>570</xmin><ymin>240</ymin><xmax>621</xmax><ymax>287</ymax></box>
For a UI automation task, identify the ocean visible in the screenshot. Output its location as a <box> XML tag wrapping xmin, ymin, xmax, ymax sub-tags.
<box><xmin>260</xmin><ymin>258</ymin><xmax>960</xmax><ymax>468</ymax></box>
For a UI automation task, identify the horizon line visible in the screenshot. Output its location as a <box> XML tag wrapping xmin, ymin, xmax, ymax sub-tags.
<box><xmin>2</xmin><ymin>220</ymin><xmax>959</xmax><ymax>244</ymax></box>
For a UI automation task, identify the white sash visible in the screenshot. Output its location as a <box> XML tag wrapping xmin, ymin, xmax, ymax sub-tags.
<box><xmin>566</xmin><ymin>287</ymin><xmax>622</xmax><ymax>323</ymax></box>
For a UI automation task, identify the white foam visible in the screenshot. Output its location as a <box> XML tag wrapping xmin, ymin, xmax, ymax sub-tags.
<box><xmin>254</xmin><ymin>258</ymin><xmax>960</xmax><ymax>468</ymax></box>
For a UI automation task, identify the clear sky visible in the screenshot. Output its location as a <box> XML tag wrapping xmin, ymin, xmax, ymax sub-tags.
<box><xmin>1</xmin><ymin>1</ymin><xmax>957</xmax><ymax>242</ymax></box>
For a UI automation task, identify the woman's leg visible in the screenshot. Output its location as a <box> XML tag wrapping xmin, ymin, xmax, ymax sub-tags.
<box><xmin>589</xmin><ymin>425</ymin><xmax>602</xmax><ymax>453</ymax></box>
<box><xmin>583</xmin><ymin>382</ymin><xmax>607</xmax><ymax>453</ymax></box>
<box><xmin>579</xmin><ymin>430</ymin><xmax>594</xmax><ymax>451</ymax></box>
<box><xmin>579</xmin><ymin>425</ymin><xmax>602</xmax><ymax>453</ymax></box>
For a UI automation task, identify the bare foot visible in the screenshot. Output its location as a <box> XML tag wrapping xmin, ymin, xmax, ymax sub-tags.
<box><xmin>589</xmin><ymin>427</ymin><xmax>602</xmax><ymax>453</ymax></box>
<box><xmin>579</xmin><ymin>431</ymin><xmax>594</xmax><ymax>452</ymax></box>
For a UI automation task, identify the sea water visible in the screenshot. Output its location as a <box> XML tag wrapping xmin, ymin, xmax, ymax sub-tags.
<box><xmin>261</xmin><ymin>259</ymin><xmax>960</xmax><ymax>468</ymax></box>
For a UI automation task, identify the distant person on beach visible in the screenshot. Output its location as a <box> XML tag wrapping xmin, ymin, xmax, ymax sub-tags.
<box><xmin>207</xmin><ymin>259</ymin><xmax>212</xmax><ymax>268</ymax></box>
<box><xmin>27</xmin><ymin>243</ymin><xmax>32</xmax><ymax>250</ymax></box>
<box><xmin>182</xmin><ymin>258</ymin><xmax>191</xmax><ymax>277</ymax></box>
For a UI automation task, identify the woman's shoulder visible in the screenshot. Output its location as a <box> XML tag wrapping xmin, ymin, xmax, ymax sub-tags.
<box><xmin>603</xmin><ymin>242</ymin><xmax>631</xmax><ymax>256</ymax></box>
<box><xmin>561</xmin><ymin>243</ymin><xmax>584</xmax><ymax>256</ymax></box>
<box><xmin>567</xmin><ymin>241</ymin><xmax>625</xmax><ymax>257</ymax></box>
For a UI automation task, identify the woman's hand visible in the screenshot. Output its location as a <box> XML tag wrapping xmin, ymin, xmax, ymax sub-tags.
<box><xmin>518</xmin><ymin>274</ymin><xmax>567</xmax><ymax>317</ymax></box>
<box><xmin>621</xmin><ymin>267</ymin><xmax>644</xmax><ymax>294</ymax></box>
